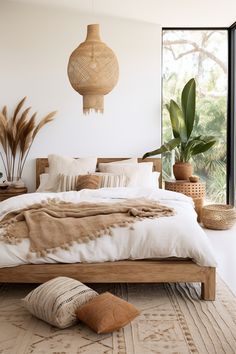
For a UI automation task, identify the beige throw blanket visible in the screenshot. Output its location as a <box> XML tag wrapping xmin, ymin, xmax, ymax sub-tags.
<box><xmin>0</xmin><ymin>198</ymin><xmax>174</xmax><ymax>257</ymax></box>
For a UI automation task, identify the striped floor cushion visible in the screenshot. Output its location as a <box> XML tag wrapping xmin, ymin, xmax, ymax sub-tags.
<box><xmin>22</xmin><ymin>277</ymin><xmax>98</xmax><ymax>328</ymax></box>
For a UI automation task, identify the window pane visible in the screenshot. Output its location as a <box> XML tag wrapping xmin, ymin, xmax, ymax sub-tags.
<box><xmin>162</xmin><ymin>30</ymin><xmax>228</xmax><ymax>203</ymax></box>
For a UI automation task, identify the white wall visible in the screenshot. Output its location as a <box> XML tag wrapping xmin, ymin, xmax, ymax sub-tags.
<box><xmin>12</xmin><ymin>0</ymin><xmax>236</xmax><ymax>27</ymax></box>
<box><xmin>0</xmin><ymin>2</ymin><xmax>161</xmax><ymax>191</ymax></box>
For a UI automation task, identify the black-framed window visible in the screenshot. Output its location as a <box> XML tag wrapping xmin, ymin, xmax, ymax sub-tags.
<box><xmin>162</xmin><ymin>27</ymin><xmax>235</xmax><ymax>205</ymax></box>
<box><xmin>228</xmin><ymin>23</ymin><xmax>236</xmax><ymax>205</ymax></box>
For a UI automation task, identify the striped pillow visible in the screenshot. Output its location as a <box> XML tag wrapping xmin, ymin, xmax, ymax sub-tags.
<box><xmin>95</xmin><ymin>173</ymin><xmax>128</xmax><ymax>188</ymax></box>
<box><xmin>56</xmin><ymin>174</ymin><xmax>78</xmax><ymax>192</ymax></box>
<box><xmin>56</xmin><ymin>173</ymin><xmax>128</xmax><ymax>192</ymax></box>
<box><xmin>22</xmin><ymin>277</ymin><xmax>98</xmax><ymax>328</ymax></box>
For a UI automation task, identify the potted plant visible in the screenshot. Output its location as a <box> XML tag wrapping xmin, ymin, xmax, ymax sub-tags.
<box><xmin>143</xmin><ymin>78</ymin><xmax>217</xmax><ymax>180</ymax></box>
<box><xmin>0</xmin><ymin>97</ymin><xmax>57</xmax><ymax>186</ymax></box>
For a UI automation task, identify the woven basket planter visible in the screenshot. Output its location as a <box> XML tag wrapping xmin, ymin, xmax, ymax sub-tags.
<box><xmin>202</xmin><ymin>204</ymin><xmax>236</xmax><ymax>230</ymax></box>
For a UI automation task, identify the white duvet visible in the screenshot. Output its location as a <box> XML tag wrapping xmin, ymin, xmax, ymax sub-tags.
<box><xmin>0</xmin><ymin>187</ymin><xmax>217</xmax><ymax>268</ymax></box>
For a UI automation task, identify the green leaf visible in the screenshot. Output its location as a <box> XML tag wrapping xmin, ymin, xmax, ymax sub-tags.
<box><xmin>200</xmin><ymin>135</ymin><xmax>217</xmax><ymax>142</ymax></box>
<box><xmin>181</xmin><ymin>78</ymin><xmax>196</xmax><ymax>139</ymax></box>
<box><xmin>194</xmin><ymin>113</ymin><xmax>200</xmax><ymax>129</ymax></box>
<box><xmin>180</xmin><ymin>140</ymin><xmax>197</xmax><ymax>162</ymax></box>
<box><xmin>169</xmin><ymin>100</ymin><xmax>187</xmax><ymax>142</ymax></box>
<box><xmin>142</xmin><ymin>137</ymin><xmax>181</xmax><ymax>159</ymax></box>
<box><xmin>168</xmin><ymin>100</ymin><xmax>180</xmax><ymax>139</ymax></box>
<box><xmin>165</xmin><ymin>103</ymin><xmax>170</xmax><ymax>112</ymax></box>
<box><xmin>191</xmin><ymin>140</ymin><xmax>216</xmax><ymax>155</ymax></box>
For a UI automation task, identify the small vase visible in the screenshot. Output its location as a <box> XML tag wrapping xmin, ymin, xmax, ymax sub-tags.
<box><xmin>173</xmin><ymin>162</ymin><xmax>193</xmax><ymax>180</ymax></box>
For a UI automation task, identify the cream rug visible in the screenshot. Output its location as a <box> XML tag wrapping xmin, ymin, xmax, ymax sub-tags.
<box><xmin>0</xmin><ymin>278</ymin><xmax>236</xmax><ymax>354</ymax></box>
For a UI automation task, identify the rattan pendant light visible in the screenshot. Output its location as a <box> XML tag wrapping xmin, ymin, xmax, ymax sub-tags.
<box><xmin>67</xmin><ymin>24</ymin><xmax>119</xmax><ymax>114</ymax></box>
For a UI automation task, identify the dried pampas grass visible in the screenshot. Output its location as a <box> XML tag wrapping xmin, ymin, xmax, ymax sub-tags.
<box><xmin>0</xmin><ymin>97</ymin><xmax>57</xmax><ymax>181</ymax></box>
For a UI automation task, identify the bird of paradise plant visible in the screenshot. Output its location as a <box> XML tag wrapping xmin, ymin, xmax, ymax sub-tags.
<box><xmin>0</xmin><ymin>97</ymin><xmax>57</xmax><ymax>182</ymax></box>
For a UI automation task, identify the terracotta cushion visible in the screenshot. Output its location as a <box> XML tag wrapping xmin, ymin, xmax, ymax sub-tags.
<box><xmin>76</xmin><ymin>292</ymin><xmax>140</xmax><ymax>333</ymax></box>
<box><xmin>76</xmin><ymin>175</ymin><xmax>101</xmax><ymax>191</ymax></box>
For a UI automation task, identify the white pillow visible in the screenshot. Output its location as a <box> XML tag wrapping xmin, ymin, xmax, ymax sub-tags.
<box><xmin>98</xmin><ymin>162</ymin><xmax>154</xmax><ymax>188</ymax></box>
<box><xmin>103</xmin><ymin>158</ymin><xmax>138</xmax><ymax>165</ymax></box>
<box><xmin>43</xmin><ymin>155</ymin><xmax>97</xmax><ymax>192</ymax></box>
<box><xmin>37</xmin><ymin>169</ymin><xmax>159</xmax><ymax>191</ymax></box>
<box><xmin>151</xmin><ymin>171</ymin><xmax>160</xmax><ymax>189</ymax></box>
<box><xmin>22</xmin><ymin>277</ymin><xmax>98</xmax><ymax>329</ymax></box>
<box><xmin>36</xmin><ymin>173</ymin><xmax>49</xmax><ymax>192</ymax></box>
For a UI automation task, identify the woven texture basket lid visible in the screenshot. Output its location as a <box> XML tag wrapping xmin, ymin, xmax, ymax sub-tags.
<box><xmin>67</xmin><ymin>24</ymin><xmax>119</xmax><ymax>114</ymax></box>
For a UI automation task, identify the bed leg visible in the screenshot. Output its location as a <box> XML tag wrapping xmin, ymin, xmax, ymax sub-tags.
<box><xmin>201</xmin><ymin>267</ymin><xmax>216</xmax><ymax>301</ymax></box>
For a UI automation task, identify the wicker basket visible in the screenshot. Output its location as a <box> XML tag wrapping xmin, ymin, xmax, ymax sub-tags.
<box><xmin>202</xmin><ymin>204</ymin><xmax>236</xmax><ymax>230</ymax></box>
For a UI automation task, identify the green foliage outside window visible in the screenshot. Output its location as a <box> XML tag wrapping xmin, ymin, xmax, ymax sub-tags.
<box><xmin>162</xmin><ymin>30</ymin><xmax>227</xmax><ymax>203</ymax></box>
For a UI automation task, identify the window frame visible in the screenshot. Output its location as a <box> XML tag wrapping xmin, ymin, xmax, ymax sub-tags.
<box><xmin>162</xmin><ymin>26</ymin><xmax>234</xmax><ymax>205</ymax></box>
<box><xmin>228</xmin><ymin>22</ymin><xmax>236</xmax><ymax>205</ymax></box>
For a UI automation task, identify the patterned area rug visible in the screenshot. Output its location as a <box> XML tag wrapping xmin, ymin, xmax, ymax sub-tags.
<box><xmin>0</xmin><ymin>277</ymin><xmax>236</xmax><ymax>354</ymax></box>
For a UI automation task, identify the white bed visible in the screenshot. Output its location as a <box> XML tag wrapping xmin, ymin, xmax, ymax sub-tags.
<box><xmin>0</xmin><ymin>187</ymin><xmax>217</xmax><ymax>268</ymax></box>
<box><xmin>0</xmin><ymin>157</ymin><xmax>217</xmax><ymax>301</ymax></box>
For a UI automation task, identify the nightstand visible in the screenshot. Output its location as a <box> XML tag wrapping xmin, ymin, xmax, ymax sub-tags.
<box><xmin>0</xmin><ymin>187</ymin><xmax>28</xmax><ymax>202</ymax></box>
<box><xmin>165</xmin><ymin>180</ymin><xmax>205</xmax><ymax>222</ymax></box>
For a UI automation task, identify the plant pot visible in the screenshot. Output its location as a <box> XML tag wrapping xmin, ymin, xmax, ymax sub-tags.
<box><xmin>173</xmin><ymin>162</ymin><xmax>193</xmax><ymax>180</ymax></box>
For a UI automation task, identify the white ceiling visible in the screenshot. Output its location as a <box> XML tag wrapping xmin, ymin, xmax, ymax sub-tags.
<box><xmin>6</xmin><ymin>0</ymin><xmax>236</xmax><ymax>27</ymax></box>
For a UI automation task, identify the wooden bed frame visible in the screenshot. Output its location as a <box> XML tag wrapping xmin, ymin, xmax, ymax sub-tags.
<box><xmin>0</xmin><ymin>157</ymin><xmax>216</xmax><ymax>300</ymax></box>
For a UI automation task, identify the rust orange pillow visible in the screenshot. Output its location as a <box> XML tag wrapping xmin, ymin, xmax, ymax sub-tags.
<box><xmin>76</xmin><ymin>175</ymin><xmax>101</xmax><ymax>191</ymax></box>
<box><xmin>76</xmin><ymin>292</ymin><xmax>140</xmax><ymax>333</ymax></box>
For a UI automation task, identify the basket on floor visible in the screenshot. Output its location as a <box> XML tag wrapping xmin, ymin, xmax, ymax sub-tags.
<box><xmin>202</xmin><ymin>204</ymin><xmax>236</xmax><ymax>230</ymax></box>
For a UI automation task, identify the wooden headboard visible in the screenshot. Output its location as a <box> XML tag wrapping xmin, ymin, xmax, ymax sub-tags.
<box><xmin>36</xmin><ymin>157</ymin><xmax>162</xmax><ymax>189</ymax></box>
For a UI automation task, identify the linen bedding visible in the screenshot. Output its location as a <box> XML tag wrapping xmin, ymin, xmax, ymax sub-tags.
<box><xmin>0</xmin><ymin>187</ymin><xmax>217</xmax><ymax>268</ymax></box>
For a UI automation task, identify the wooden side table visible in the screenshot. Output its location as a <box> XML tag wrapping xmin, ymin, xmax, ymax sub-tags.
<box><xmin>0</xmin><ymin>187</ymin><xmax>28</xmax><ymax>202</ymax></box>
<box><xmin>165</xmin><ymin>180</ymin><xmax>205</xmax><ymax>222</ymax></box>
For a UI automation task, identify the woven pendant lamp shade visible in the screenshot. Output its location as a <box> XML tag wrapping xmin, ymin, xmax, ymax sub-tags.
<box><xmin>67</xmin><ymin>24</ymin><xmax>119</xmax><ymax>114</ymax></box>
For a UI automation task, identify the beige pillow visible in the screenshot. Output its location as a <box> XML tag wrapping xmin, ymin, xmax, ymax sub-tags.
<box><xmin>22</xmin><ymin>277</ymin><xmax>98</xmax><ymax>329</ymax></box>
<box><xmin>43</xmin><ymin>155</ymin><xmax>97</xmax><ymax>192</ymax></box>
<box><xmin>98</xmin><ymin>162</ymin><xmax>154</xmax><ymax>188</ymax></box>
<box><xmin>77</xmin><ymin>292</ymin><xmax>140</xmax><ymax>333</ymax></box>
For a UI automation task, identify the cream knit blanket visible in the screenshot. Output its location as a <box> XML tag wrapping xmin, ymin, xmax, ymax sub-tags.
<box><xmin>0</xmin><ymin>198</ymin><xmax>174</xmax><ymax>257</ymax></box>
